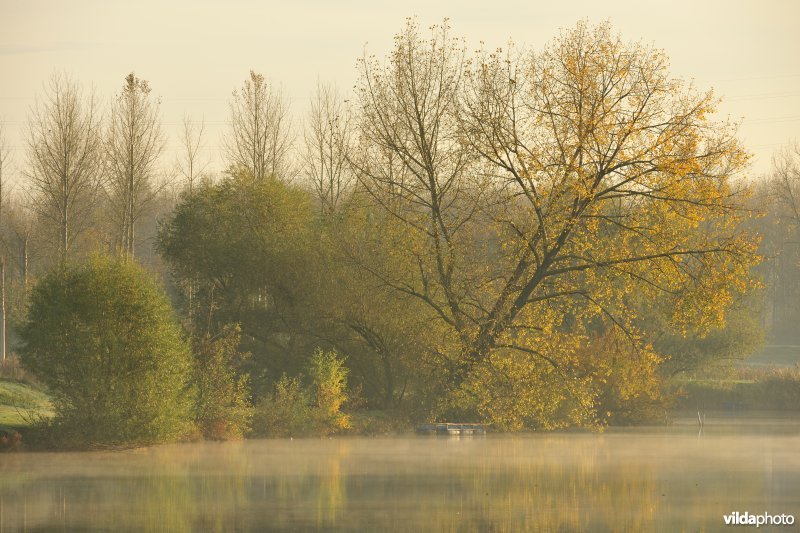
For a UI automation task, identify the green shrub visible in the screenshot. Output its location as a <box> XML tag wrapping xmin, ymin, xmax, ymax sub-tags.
<box><xmin>253</xmin><ymin>348</ymin><xmax>350</xmax><ymax>437</ymax></box>
<box><xmin>252</xmin><ymin>374</ymin><xmax>313</xmax><ymax>437</ymax></box>
<box><xmin>348</xmin><ymin>410</ymin><xmax>409</xmax><ymax>435</ymax></box>
<box><xmin>307</xmin><ymin>348</ymin><xmax>350</xmax><ymax>434</ymax></box>
<box><xmin>193</xmin><ymin>325</ymin><xmax>253</xmax><ymax>440</ymax></box>
<box><xmin>19</xmin><ymin>256</ymin><xmax>194</xmax><ymax>447</ymax></box>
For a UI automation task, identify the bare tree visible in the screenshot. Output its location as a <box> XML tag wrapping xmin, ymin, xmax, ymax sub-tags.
<box><xmin>104</xmin><ymin>72</ymin><xmax>166</xmax><ymax>259</ymax></box>
<box><xmin>771</xmin><ymin>141</ymin><xmax>800</xmax><ymax>226</ymax></box>
<box><xmin>764</xmin><ymin>141</ymin><xmax>800</xmax><ymax>338</ymax></box>
<box><xmin>5</xmin><ymin>199</ymin><xmax>34</xmax><ymax>291</ymax></box>
<box><xmin>0</xmin><ymin>122</ymin><xmax>8</xmax><ymax>365</ymax></box>
<box><xmin>25</xmin><ymin>72</ymin><xmax>103</xmax><ymax>262</ymax></box>
<box><xmin>303</xmin><ymin>82</ymin><xmax>354</xmax><ymax>213</ymax></box>
<box><xmin>223</xmin><ymin>70</ymin><xmax>294</xmax><ymax>181</ymax></box>
<box><xmin>173</xmin><ymin>114</ymin><xmax>210</xmax><ymax>323</ymax></box>
<box><xmin>0</xmin><ymin>122</ymin><xmax>7</xmax><ymax>219</ymax></box>
<box><xmin>352</xmin><ymin>19</ymin><xmax>477</xmax><ymax>344</ymax></box>
<box><xmin>177</xmin><ymin>114</ymin><xmax>209</xmax><ymax>195</ymax></box>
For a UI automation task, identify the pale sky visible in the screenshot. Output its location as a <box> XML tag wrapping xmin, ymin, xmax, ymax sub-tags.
<box><xmin>1</xmin><ymin>0</ymin><xmax>799</xmax><ymax>182</ymax></box>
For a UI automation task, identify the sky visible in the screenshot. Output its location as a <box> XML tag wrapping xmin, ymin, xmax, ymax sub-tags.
<box><xmin>1</xmin><ymin>0</ymin><xmax>799</xmax><ymax>182</ymax></box>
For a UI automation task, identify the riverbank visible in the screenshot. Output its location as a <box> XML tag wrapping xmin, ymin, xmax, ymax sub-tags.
<box><xmin>4</xmin><ymin>367</ymin><xmax>800</xmax><ymax>452</ymax></box>
<box><xmin>674</xmin><ymin>366</ymin><xmax>800</xmax><ymax>412</ymax></box>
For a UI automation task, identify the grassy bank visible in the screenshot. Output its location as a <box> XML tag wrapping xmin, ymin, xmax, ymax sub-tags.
<box><xmin>0</xmin><ymin>379</ymin><xmax>53</xmax><ymax>428</ymax></box>
<box><xmin>674</xmin><ymin>366</ymin><xmax>800</xmax><ymax>412</ymax></box>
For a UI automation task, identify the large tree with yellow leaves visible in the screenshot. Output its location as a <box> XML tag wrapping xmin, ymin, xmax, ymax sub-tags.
<box><xmin>352</xmin><ymin>20</ymin><xmax>758</xmax><ymax>428</ymax></box>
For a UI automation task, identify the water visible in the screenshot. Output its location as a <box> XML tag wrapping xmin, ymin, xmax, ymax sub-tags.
<box><xmin>1</xmin><ymin>417</ymin><xmax>798</xmax><ymax>531</ymax></box>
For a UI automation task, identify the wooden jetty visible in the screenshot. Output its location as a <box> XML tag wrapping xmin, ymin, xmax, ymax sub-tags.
<box><xmin>416</xmin><ymin>423</ymin><xmax>487</xmax><ymax>436</ymax></box>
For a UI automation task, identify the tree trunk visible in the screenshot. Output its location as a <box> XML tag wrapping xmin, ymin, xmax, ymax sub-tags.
<box><xmin>22</xmin><ymin>236</ymin><xmax>28</xmax><ymax>291</ymax></box>
<box><xmin>1</xmin><ymin>260</ymin><xmax>6</xmax><ymax>367</ymax></box>
<box><xmin>61</xmin><ymin>213</ymin><xmax>68</xmax><ymax>262</ymax></box>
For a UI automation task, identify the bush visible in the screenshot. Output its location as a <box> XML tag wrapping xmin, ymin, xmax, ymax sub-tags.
<box><xmin>253</xmin><ymin>348</ymin><xmax>350</xmax><ymax>437</ymax></box>
<box><xmin>348</xmin><ymin>410</ymin><xmax>409</xmax><ymax>435</ymax></box>
<box><xmin>252</xmin><ymin>374</ymin><xmax>313</xmax><ymax>437</ymax></box>
<box><xmin>307</xmin><ymin>348</ymin><xmax>351</xmax><ymax>434</ymax></box>
<box><xmin>0</xmin><ymin>428</ymin><xmax>22</xmax><ymax>451</ymax></box>
<box><xmin>19</xmin><ymin>256</ymin><xmax>194</xmax><ymax>447</ymax></box>
<box><xmin>194</xmin><ymin>325</ymin><xmax>253</xmax><ymax>440</ymax></box>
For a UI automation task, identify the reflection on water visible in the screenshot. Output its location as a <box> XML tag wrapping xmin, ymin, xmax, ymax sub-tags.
<box><xmin>1</xmin><ymin>417</ymin><xmax>799</xmax><ymax>531</ymax></box>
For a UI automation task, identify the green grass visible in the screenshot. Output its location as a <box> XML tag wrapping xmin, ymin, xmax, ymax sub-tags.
<box><xmin>0</xmin><ymin>379</ymin><xmax>53</xmax><ymax>427</ymax></box>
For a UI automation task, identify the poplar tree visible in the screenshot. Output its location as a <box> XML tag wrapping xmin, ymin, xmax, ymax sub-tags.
<box><xmin>104</xmin><ymin>72</ymin><xmax>165</xmax><ymax>259</ymax></box>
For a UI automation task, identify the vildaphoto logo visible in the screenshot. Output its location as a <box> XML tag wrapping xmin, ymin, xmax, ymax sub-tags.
<box><xmin>723</xmin><ymin>512</ymin><xmax>795</xmax><ymax>527</ymax></box>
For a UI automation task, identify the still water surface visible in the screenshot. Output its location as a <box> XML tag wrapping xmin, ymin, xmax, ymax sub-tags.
<box><xmin>1</xmin><ymin>417</ymin><xmax>798</xmax><ymax>531</ymax></box>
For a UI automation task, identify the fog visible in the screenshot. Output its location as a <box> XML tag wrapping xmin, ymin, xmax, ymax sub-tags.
<box><xmin>2</xmin><ymin>417</ymin><xmax>798</xmax><ymax>531</ymax></box>
<box><xmin>1</xmin><ymin>5</ymin><xmax>800</xmax><ymax>530</ymax></box>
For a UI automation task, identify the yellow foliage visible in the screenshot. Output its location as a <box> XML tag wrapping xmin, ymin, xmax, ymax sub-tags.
<box><xmin>355</xmin><ymin>19</ymin><xmax>760</xmax><ymax>429</ymax></box>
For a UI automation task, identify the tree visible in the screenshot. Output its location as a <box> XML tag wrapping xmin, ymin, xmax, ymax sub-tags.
<box><xmin>223</xmin><ymin>71</ymin><xmax>294</xmax><ymax>181</ymax></box>
<box><xmin>157</xmin><ymin>168</ymin><xmax>315</xmax><ymax>389</ymax></box>
<box><xmin>0</xmin><ymin>123</ymin><xmax>8</xmax><ymax>365</ymax></box>
<box><xmin>104</xmin><ymin>73</ymin><xmax>166</xmax><ymax>259</ymax></box>
<box><xmin>762</xmin><ymin>142</ymin><xmax>800</xmax><ymax>340</ymax></box>
<box><xmin>0</xmin><ymin>122</ymin><xmax>7</xmax><ymax>204</ymax></box>
<box><xmin>4</xmin><ymin>200</ymin><xmax>35</xmax><ymax>291</ymax></box>
<box><xmin>20</xmin><ymin>256</ymin><xmax>194</xmax><ymax>446</ymax></box>
<box><xmin>2</xmin><ymin>198</ymin><xmax>38</xmax><ymax>337</ymax></box>
<box><xmin>303</xmin><ymin>82</ymin><xmax>354</xmax><ymax>213</ymax></box>
<box><xmin>354</xmin><ymin>20</ymin><xmax>758</xmax><ymax>426</ymax></box>
<box><xmin>173</xmin><ymin>114</ymin><xmax>209</xmax><ymax>323</ymax></box>
<box><xmin>770</xmin><ymin>142</ymin><xmax>800</xmax><ymax>227</ymax></box>
<box><xmin>313</xmin><ymin>197</ymin><xmax>447</xmax><ymax>411</ymax></box>
<box><xmin>193</xmin><ymin>324</ymin><xmax>253</xmax><ymax>440</ymax></box>
<box><xmin>24</xmin><ymin>72</ymin><xmax>102</xmax><ymax>261</ymax></box>
<box><xmin>176</xmin><ymin>114</ymin><xmax>209</xmax><ymax>195</ymax></box>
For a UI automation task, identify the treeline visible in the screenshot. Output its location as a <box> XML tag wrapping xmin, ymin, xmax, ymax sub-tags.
<box><xmin>1</xmin><ymin>20</ymin><xmax>799</xmax><ymax>444</ymax></box>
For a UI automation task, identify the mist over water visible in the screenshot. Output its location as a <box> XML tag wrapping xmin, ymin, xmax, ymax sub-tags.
<box><xmin>1</xmin><ymin>417</ymin><xmax>798</xmax><ymax>531</ymax></box>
